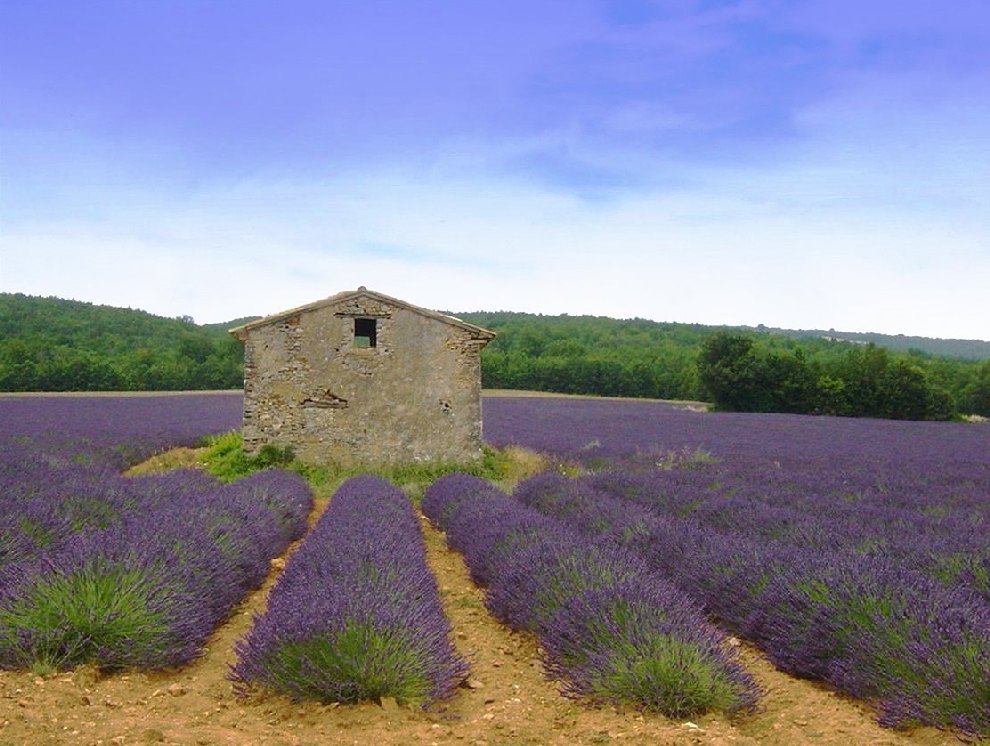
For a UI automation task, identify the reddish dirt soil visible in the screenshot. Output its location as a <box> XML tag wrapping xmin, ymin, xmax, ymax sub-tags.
<box><xmin>0</xmin><ymin>495</ymin><xmax>970</xmax><ymax>746</ymax></box>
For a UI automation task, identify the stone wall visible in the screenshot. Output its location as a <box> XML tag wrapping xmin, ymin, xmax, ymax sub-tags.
<box><xmin>236</xmin><ymin>293</ymin><xmax>491</xmax><ymax>466</ymax></box>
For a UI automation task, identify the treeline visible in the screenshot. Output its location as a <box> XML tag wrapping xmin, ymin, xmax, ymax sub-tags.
<box><xmin>698</xmin><ymin>332</ymin><xmax>990</xmax><ymax>420</ymax></box>
<box><xmin>459</xmin><ymin>312</ymin><xmax>707</xmax><ymax>400</ymax></box>
<box><xmin>2</xmin><ymin>296</ymin><xmax>988</xmax><ymax>419</ymax></box>
<box><xmin>743</xmin><ymin>326</ymin><xmax>990</xmax><ymax>360</ymax></box>
<box><xmin>459</xmin><ymin>313</ymin><xmax>990</xmax><ymax>419</ymax></box>
<box><xmin>0</xmin><ymin>294</ymin><xmax>243</xmax><ymax>391</ymax></box>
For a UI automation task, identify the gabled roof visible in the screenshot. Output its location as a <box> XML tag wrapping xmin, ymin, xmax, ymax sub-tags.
<box><xmin>228</xmin><ymin>287</ymin><xmax>496</xmax><ymax>342</ymax></box>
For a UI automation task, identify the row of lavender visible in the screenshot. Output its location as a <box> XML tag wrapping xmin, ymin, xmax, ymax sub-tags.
<box><xmin>0</xmin><ymin>394</ymin><xmax>313</xmax><ymax>672</ymax></box>
<box><xmin>482</xmin><ymin>397</ymin><xmax>990</xmax><ymax>736</ymax></box>
<box><xmin>422</xmin><ymin>473</ymin><xmax>760</xmax><ymax>718</ymax></box>
<box><xmin>514</xmin><ymin>471</ymin><xmax>990</xmax><ymax>736</ymax></box>
<box><xmin>231</xmin><ymin>475</ymin><xmax>467</xmax><ymax>706</ymax></box>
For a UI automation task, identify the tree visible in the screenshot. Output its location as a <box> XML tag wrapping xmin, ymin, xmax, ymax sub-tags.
<box><xmin>837</xmin><ymin>345</ymin><xmax>891</xmax><ymax>418</ymax></box>
<box><xmin>697</xmin><ymin>333</ymin><xmax>763</xmax><ymax>411</ymax></box>
<box><xmin>834</xmin><ymin>345</ymin><xmax>953</xmax><ymax>420</ymax></box>
<box><xmin>759</xmin><ymin>349</ymin><xmax>817</xmax><ymax>413</ymax></box>
<box><xmin>960</xmin><ymin>361</ymin><xmax>990</xmax><ymax>417</ymax></box>
<box><xmin>879</xmin><ymin>359</ymin><xmax>937</xmax><ymax>420</ymax></box>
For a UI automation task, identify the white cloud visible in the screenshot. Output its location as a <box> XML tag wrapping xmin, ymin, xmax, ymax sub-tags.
<box><xmin>2</xmin><ymin>150</ymin><xmax>988</xmax><ymax>339</ymax></box>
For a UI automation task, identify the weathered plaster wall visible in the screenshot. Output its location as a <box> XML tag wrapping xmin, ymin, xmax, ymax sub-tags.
<box><xmin>239</xmin><ymin>295</ymin><xmax>489</xmax><ymax>466</ymax></box>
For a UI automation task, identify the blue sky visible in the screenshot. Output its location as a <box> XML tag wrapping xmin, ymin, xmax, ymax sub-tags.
<box><xmin>2</xmin><ymin>0</ymin><xmax>988</xmax><ymax>339</ymax></box>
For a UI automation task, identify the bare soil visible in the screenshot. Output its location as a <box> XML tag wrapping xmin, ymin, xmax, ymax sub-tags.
<box><xmin>0</xmin><ymin>495</ymin><xmax>969</xmax><ymax>746</ymax></box>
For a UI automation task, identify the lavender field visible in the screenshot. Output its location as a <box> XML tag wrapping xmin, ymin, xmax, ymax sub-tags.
<box><xmin>1</xmin><ymin>392</ymin><xmax>988</xmax><ymax>736</ymax></box>
<box><xmin>0</xmin><ymin>393</ymin><xmax>242</xmax><ymax>471</ymax></box>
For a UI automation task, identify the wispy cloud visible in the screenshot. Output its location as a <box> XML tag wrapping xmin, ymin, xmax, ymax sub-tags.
<box><xmin>1</xmin><ymin>0</ymin><xmax>988</xmax><ymax>338</ymax></box>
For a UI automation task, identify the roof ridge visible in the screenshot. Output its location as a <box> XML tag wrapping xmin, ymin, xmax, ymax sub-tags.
<box><xmin>229</xmin><ymin>288</ymin><xmax>495</xmax><ymax>340</ymax></box>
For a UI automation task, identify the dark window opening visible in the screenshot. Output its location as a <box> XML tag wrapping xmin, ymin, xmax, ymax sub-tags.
<box><xmin>354</xmin><ymin>317</ymin><xmax>377</xmax><ymax>348</ymax></box>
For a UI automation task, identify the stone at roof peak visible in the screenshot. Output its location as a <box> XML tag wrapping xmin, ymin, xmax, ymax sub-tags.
<box><xmin>228</xmin><ymin>287</ymin><xmax>495</xmax><ymax>342</ymax></box>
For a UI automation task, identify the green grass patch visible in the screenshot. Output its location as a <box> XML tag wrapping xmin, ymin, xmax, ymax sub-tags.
<box><xmin>653</xmin><ymin>446</ymin><xmax>719</xmax><ymax>471</ymax></box>
<box><xmin>200</xmin><ymin>431</ymin><xmax>525</xmax><ymax>501</ymax></box>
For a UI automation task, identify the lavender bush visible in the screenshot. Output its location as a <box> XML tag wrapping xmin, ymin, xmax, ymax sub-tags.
<box><xmin>543</xmin><ymin>583</ymin><xmax>756</xmax><ymax>718</ymax></box>
<box><xmin>422</xmin><ymin>473</ymin><xmax>760</xmax><ymax>717</ymax></box>
<box><xmin>0</xmin><ymin>523</ymin><xmax>215</xmax><ymax>671</ymax></box>
<box><xmin>0</xmin><ymin>470</ymin><xmax>312</xmax><ymax>673</ymax></box>
<box><xmin>230</xmin><ymin>475</ymin><xmax>467</xmax><ymax>707</ymax></box>
<box><xmin>749</xmin><ymin>553</ymin><xmax>990</xmax><ymax>735</ymax></box>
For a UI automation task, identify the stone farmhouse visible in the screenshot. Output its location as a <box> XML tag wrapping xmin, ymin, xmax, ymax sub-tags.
<box><xmin>229</xmin><ymin>287</ymin><xmax>495</xmax><ymax>466</ymax></box>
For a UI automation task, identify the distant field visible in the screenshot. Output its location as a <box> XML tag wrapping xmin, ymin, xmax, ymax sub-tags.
<box><xmin>481</xmin><ymin>388</ymin><xmax>709</xmax><ymax>408</ymax></box>
<box><xmin>0</xmin><ymin>389</ymin><xmax>243</xmax><ymax>397</ymax></box>
<box><xmin>0</xmin><ymin>387</ymin><xmax>707</xmax><ymax>406</ymax></box>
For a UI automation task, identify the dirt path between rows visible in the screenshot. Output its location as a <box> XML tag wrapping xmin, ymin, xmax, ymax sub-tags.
<box><xmin>0</xmin><ymin>502</ymin><xmax>966</xmax><ymax>746</ymax></box>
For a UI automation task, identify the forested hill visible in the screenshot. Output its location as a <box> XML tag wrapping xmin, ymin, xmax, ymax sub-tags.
<box><xmin>455</xmin><ymin>312</ymin><xmax>713</xmax><ymax>400</ymax></box>
<box><xmin>460</xmin><ymin>312</ymin><xmax>990</xmax><ymax>362</ymax></box>
<box><xmin>0</xmin><ymin>293</ymin><xmax>245</xmax><ymax>391</ymax></box>
<box><xmin>453</xmin><ymin>312</ymin><xmax>990</xmax><ymax>417</ymax></box>
<box><xmin>1</xmin><ymin>294</ymin><xmax>988</xmax><ymax>417</ymax></box>
<box><xmin>736</xmin><ymin>325</ymin><xmax>990</xmax><ymax>361</ymax></box>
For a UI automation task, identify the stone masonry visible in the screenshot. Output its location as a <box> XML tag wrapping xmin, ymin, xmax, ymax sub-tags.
<box><xmin>229</xmin><ymin>288</ymin><xmax>495</xmax><ymax>466</ymax></box>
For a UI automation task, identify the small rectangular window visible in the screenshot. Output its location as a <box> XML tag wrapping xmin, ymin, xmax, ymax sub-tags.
<box><xmin>354</xmin><ymin>317</ymin><xmax>377</xmax><ymax>348</ymax></box>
